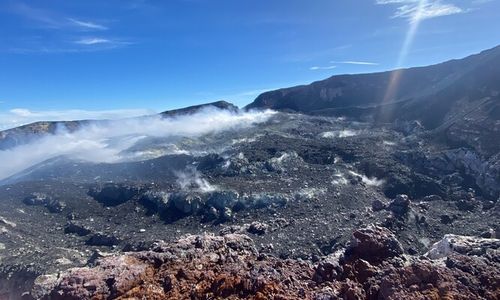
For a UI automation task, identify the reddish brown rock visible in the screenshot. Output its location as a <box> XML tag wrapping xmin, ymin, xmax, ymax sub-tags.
<box><xmin>32</xmin><ymin>227</ymin><xmax>500</xmax><ymax>300</ymax></box>
<box><xmin>344</xmin><ymin>225</ymin><xmax>404</xmax><ymax>263</ymax></box>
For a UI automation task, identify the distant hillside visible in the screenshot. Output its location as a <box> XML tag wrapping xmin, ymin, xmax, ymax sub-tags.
<box><xmin>160</xmin><ymin>100</ymin><xmax>238</xmax><ymax>117</ymax></box>
<box><xmin>246</xmin><ymin>45</ymin><xmax>500</xmax><ymax>157</ymax></box>
<box><xmin>0</xmin><ymin>101</ymin><xmax>238</xmax><ymax>150</ymax></box>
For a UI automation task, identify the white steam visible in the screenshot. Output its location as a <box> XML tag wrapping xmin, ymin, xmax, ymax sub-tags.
<box><xmin>174</xmin><ymin>166</ymin><xmax>218</xmax><ymax>193</ymax></box>
<box><xmin>349</xmin><ymin>170</ymin><xmax>385</xmax><ymax>187</ymax></box>
<box><xmin>320</xmin><ymin>129</ymin><xmax>358</xmax><ymax>138</ymax></box>
<box><xmin>0</xmin><ymin>107</ymin><xmax>275</xmax><ymax>180</ymax></box>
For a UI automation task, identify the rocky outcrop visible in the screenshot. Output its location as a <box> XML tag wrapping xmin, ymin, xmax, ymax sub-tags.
<box><xmin>425</xmin><ymin>234</ymin><xmax>500</xmax><ymax>259</ymax></box>
<box><xmin>32</xmin><ymin>225</ymin><xmax>500</xmax><ymax>299</ymax></box>
<box><xmin>387</xmin><ymin>194</ymin><xmax>411</xmax><ymax>216</ymax></box>
<box><xmin>442</xmin><ymin>148</ymin><xmax>500</xmax><ymax>200</ymax></box>
<box><xmin>88</xmin><ymin>184</ymin><xmax>143</xmax><ymax>207</ymax></box>
<box><xmin>140</xmin><ymin>189</ymin><xmax>291</xmax><ymax>222</ymax></box>
<box><xmin>23</xmin><ymin>192</ymin><xmax>66</xmax><ymax>213</ymax></box>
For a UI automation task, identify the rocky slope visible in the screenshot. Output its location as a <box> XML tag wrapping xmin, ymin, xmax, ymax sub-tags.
<box><xmin>31</xmin><ymin>225</ymin><xmax>500</xmax><ymax>299</ymax></box>
<box><xmin>1</xmin><ymin>111</ymin><xmax>499</xmax><ymax>299</ymax></box>
<box><xmin>0</xmin><ymin>46</ymin><xmax>499</xmax><ymax>299</ymax></box>
<box><xmin>246</xmin><ymin>45</ymin><xmax>500</xmax><ymax>159</ymax></box>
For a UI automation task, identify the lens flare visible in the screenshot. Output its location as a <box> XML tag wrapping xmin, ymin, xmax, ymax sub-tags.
<box><xmin>383</xmin><ymin>0</ymin><xmax>426</xmax><ymax>104</ymax></box>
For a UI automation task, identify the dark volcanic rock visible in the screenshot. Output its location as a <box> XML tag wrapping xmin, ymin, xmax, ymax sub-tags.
<box><xmin>423</xmin><ymin>194</ymin><xmax>443</xmax><ymax>202</ymax></box>
<box><xmin>22</xmin><ymin>192</ymin><xmax>66</xmax><ymax>213</ymax></box>
<box><xmin>140</xmin><ymin>190</ymin><xmax>170</xmax><ymax>212</ymax></box>
<box><xmin>456</xmin><ymin>198</ymin><xmax>477</xmax><ymax>212</ymax></box>
<box><xmin>247</xmin><ymin>221</ymin><xmax>269</xmax><ymax>235</ymax></box>
<box><xmin>138</xmin><ymin>188</ymin><xmax>289</xmax><ymax>223</ymax></box>
<box><xmin>345</xmin><ymin>225</ymin><xmax>404</xmax><ymax>263</ymax></box>
<box><xmin>440</xmin><ymin>214</ymin><xmax>455</xmax><ymax>224</ymax></box>
<box><xmin>46</xmin><ymin>200</ymin><xmax>66</xmax><ymax>213</ymax></box>
<box><xmin>313</xmin><ymin>255</ymin><xmax>343</xmax><ymax>283</ymax></box>
<box><xmin>388</xmin><ymin>194</ymin><xmax>411</xmax><ymax>216</ymax></box>
<box><xmin>372</xmin><ymin>199</ymin><xmax>387</xmax><ymax>211</ymax></box>
<box><xmin>64</xmin><ymin>221</ymin><xmax>92</xmax><ymax>236</ymax></box>
<box><xmin>23</xmin><ymin>193</ymin><xmax>51</xmax><ymax>206</ymax></box>
<box><xmin>88</xmin><ymin>184</ymin><xmax>142</xmax><ymax>207</ymax></box>
<box><xmin>85</xmin><ymin>232</ymin><xmax>121</xmax><ymax>247</ymax></box>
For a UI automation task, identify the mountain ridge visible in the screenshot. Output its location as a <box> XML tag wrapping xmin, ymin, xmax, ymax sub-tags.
<box><xmin>0</xmin><ymin>100</ymin><xmax>238</xmax><ymax>150</ymax></box>
<box><xmin>245</xmin><ymin>45</ymin><xmax>500</xmax><ymax>122</ymax></box>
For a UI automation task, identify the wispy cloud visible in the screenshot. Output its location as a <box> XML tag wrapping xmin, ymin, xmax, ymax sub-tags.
<box><xmin>376</xmin><ymin>0</ymin><xmax>464</xmax><ymax>22</ymax></box>
<box><xmin>8</xmin><ymin>2</ymin><xmax>62</xmax><ymax>28</ymax></box>
<box><xmin>8</xmin><ymin>3</ymin><xmax>107</xmax><ymax>30</ymax></box>
<box><xmin>67</xmin><ymin>18</ymin><xmax>108</xmax><ymax>30</ymax></box>
<box><xmin>74</xmin><ymin>38</ymin><xmax>112</xmax><ymax>45</ymax></box>
<box><xmin>331</xmin><ymin>61</ymin><xmax>379</xmax><ymax>65</ymax></box>
<box><xmin>4</xmin><ymin>2</ymin><xmax>130</xmax><ymax>53</ymax></box>
<box><xmin>0</xmin><ymin>108</ymin><xmax>157</xmax><ymax>130</ymax></box>
<box><xmin>310</xmin><ymin>65</ymin><xmax>337</xmax><ymax>71</ymax></box>
<box><xmin>73</xmin><ymin>38</ymin><xmax>133</xmax><ymax>49</ymax></box>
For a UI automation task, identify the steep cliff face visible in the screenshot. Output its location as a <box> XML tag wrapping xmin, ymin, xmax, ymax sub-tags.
<box><xmin>246</xmin><ymin>46</ymin><xmax>500</xmax><ymax>127</ymax></box>
<box><xmin>246</xmin><ymin>46</ymin><xmax>500</xmax><ymax>156</ymax></box>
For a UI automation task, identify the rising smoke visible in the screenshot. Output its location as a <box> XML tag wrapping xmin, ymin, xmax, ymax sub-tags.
<box><xmin>0</xmin><ymin>107</ymin><xmax>275</xmax><ymax>180</ymax></box>
<box><xmin>174</xmin><ymin>166</ymin><xmax>218</xmax><ymax>193</ymax></box>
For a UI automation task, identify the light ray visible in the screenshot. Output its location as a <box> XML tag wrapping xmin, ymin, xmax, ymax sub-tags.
<box><xmin>383</xmin><ymin>0</ymin><xmax>426</xmax><ymax>103</ymax></box>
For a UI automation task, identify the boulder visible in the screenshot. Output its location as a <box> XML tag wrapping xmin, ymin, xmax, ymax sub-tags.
<box><xmin>88</xmin><ymin>184</ymin><xmax>142</xmax><ymax>207</ymax></box>
<box><xmin>313</xmin><ymin>255</ymin><xmax>343</xmax><ymax>283</ymax></box>
<box><xmin>86</xmin><ymin>232</ymin><xmax>121</xmax><ymax>247</ymax></box>
<box><xmin>22</xmin><ymin>192</ymin><xmax>66</xmax><ymax>213</ymax></box>
<box><xmin>423</xmin><ymin>194</ymin><xmax>443</xmax><ymax>202</ymax></box>
<box><xmin>371</xmin><ymin>199</ymin><xmax>387</xmax><ymax>211</ymax></box>
<box><xmin>46</xmin><ymin>200</ymin><xmax>66</xmax><ymax>213</ymax></box>
<box><xmin>23</xmin><ymin>192</ymin><xmax>51</xmax><ymax>206</ymax></box>
<box><xmin>139</xmin><ymin>190</ymin><xmax>170</xmax><ymax>214</ymax></box>
<box><xmin>247</xmin><ymin>222</ymin><xmax>269</xmax><ymax>235</ymax></box>
<box><xmin>65</xmin><ymin>221</ymin><xmax>92</xmax><ymax>236</ymax></box>
<box><xmin>388</xmin><ymin>194</ymin><xmax>410</xmax><ymax>216</ymax></box>
<box><xmin>345</xmin><ymin>225</ymin><xmax>404</xmax><ymax>263</ymax></box>
<box><xmin>425</xmin><ymin>234</ymin><xmax>500</xmax><ymax>259</ymax></box>
<box><xmin>169</xmin><ymin>192</ymin><xmax>203</xmax><ymax>215</ymax></box>
<box><xmin>206</xmin><ymin>190</ymin><xmax>239</xmax><ymax>210</ymax></box>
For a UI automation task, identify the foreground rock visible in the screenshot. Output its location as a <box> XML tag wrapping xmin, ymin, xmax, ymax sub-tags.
<box><xmin>32</xmin><ymin>225</ymin><xmax>500</xmax><ymax>299</ymax></box>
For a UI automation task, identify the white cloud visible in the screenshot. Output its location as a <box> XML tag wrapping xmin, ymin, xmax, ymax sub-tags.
<box><xmin>74</xmin><ymin>38</ymin><xmax>112</xmax><ymax>45</ymax></box>
<box><xmin>0</xmin><ymin>108</ymin><xmax>156</xmax><ymax>130</ymax></box>
<box><xmin>331</xmin><ymin>61</ymin><xmax>379</xmax><ymax>65</ymax></box>
<box><xmin>310</xmin><ymin>65</ymin><xmax>337</xmax><ymax>70</ymax></box>
<box><xmin>5</xmin><ymin>3</ymin><xmax>129</xmax><ymax>53</ymax></box>
<box><xmin>376</xmin><ymin>0</ymin><xmax>464</xmax><ymax>22</ymax></box>
<box><xmin>0</xmin><ymin>107</ymin><xmax>276</xmax><ymax>180</ymax></box>
<box><xmin>8</xmin><ymin>3</ymin><xmax>109</xmax><ymax>30</ymax></box>
<box><xmin>72</xmin><ymin>38</ymin><xmax>132</xmax><ymax>49</ymax></box>
<box><xmin>67</xmin><ymin>18</ymin><xmax>108</xmax><ymax>30</ymax></box>
<box><xmin>10</xmin><ymin>108</ymin><xmax>34</xmax><ymax>117</ymax></box>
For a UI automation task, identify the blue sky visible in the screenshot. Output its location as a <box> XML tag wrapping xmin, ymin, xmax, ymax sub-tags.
<box><xmin>0</xmin><ymin>0</ymin><xmax>499</xmax><ymax>128</ymax></box>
